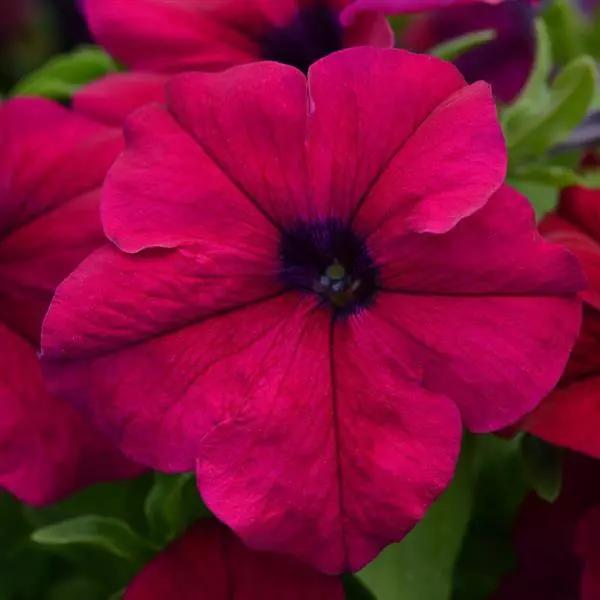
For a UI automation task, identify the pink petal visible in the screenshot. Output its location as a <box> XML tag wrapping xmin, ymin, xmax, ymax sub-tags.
<box><xmin>43</xmin><ymin>243</ymin><xmax>281</xmax><ymax>360</ymax></box>
<box><xmin>43</xmin><ymin>293</ymin><xmax>300</xmax><ymax>472</ymax></box>
<box><xmin>0</xmin><ymin>323</ymin><xmax>140</xmax><ymax>506</ymax></box>
<box><xmin>524</xmin><ymin>378</ymin><xmax>600</xmax><ymax>459</ymax></box>
<box><xmin>369</xmin><ymin>186</ymin><xmax>584</xmax><ymax>295</ymax></box>
<box><xmin>559</xmin><ymin>183</ymin><xmax>600</xmax><ymax>242</ymax></box>
<box><xmin>541</xmin><ymin>211</ymin><xmax>600</xmax><ymax>312</ymax></box>
<box><xmin>0</xmin><ymin>190</ymin><xmax>104</xmax><ymax>342</ymax></box>
<box><xmin>343</xmin><ymin>11</ymin><xmax>394</xmax><ymax>48</ymax></box>
<box><xmin>102</xmin><ymin>103</ymin><xmax>279</xmax><ymax>253</ymax></box>
<box><xmin>366</xmin><ymin>291</ymin><xmax>581</xmax><ymax>432</ymax></box>
<box><xmin>74</xmin><ymin>72</ymin><xmax>168</xmax><ymax>127</ymax></box>
<box><xmin>0</xmin><ymin>98</ymin><xmax>121</xmax><ymax>234</ymax></box>
<box><xmin>306</xmin><ymin>48</ymin><xmax>468</xmax><ymax>221</ymax></box>
<box><xmin>166</xmin><ymin>63</ymin><xmax>309</xmax><ymax>226</ymax></box>
<box><xmin>124</xmin><ymin>520</ymin><xmax>343</xmax><ymax>600</ymax></box>
<box><xmin>354</xmin><ymin>81</ymin><xmax>506</xmax><ymax>236</ymax></box>
<box><xmin>196</xmin><ymin>302</ymin><xmax>461</xmax><ymax>573</ymax></box>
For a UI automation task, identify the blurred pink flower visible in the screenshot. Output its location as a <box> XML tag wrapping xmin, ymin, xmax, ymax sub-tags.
<box><xmin>125</xmin><ymin>519</ymin><xmax>343</xmax><ymax>600</ymax></box>
<box><xmin>0</xmin><ymin>97</ymin><xmax>143</xmax><ymax>505</ymax></box>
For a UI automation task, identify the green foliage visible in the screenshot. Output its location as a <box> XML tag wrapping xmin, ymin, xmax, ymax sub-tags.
<box><xmin>344</xmin><ymin>574</ymin><xmax>377</xmax><ymax>600</ymax></box>
<box><xmin>144</xmin><ymin>473</ymin><xmax>209</xmax><ymax>545</ymax></box>
<box><xmin>11</xmin><ymin>46</ymin><xmax>118</xmax><ymax>101</ymax></box>
<box><xmin>503</xmin><ymin>22</ymin><xmax>597</xmax><ymax>164</ymax></box>
<box><xmin>31</xmin><ymin>516</ymin><xmax>158</xmax><ymax>563</ymax></box>
<box><xmin>520</xmin><ymin>435</ymin><xmax>563</xmax><ymax>503</ymax></box>
<box><xmin>452</xmin><ymin>435</ymin><xmax>530</xmax><ymax>600</ymax></box>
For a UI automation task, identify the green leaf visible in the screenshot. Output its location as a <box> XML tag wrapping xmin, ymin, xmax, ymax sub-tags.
<box><xmin>503</xmin><ymin>19</ymin><xmax>553</xmax><ymax>127</ymax></box>
<box><xmin>144</xmin><ymin>473</ymin><xmax>209</xmax><ymax>544</ymax></box>
<box><xmin>11</xmin><ymin>46</ymin><xmax>118</xmax><ymax>101</ymax></box>
<box><xmin>430</xmin><ymin>29</ymin><xmax>496</xmax><ymax>62</ymax></box>
<box><xmin>357</xmin><ymin>441</ymin><xmax>477</xmax><ymax>600</ymax></box>
<box><xmin>520</xmin><ymin>435</ymin><xmax>563</xmax><ymax>503</ymax></box>
<box><xmin>542</xmin><ymin>0</ymin><xmax>586</xmax><ymax>64</ymax></box>
<box><xmin>452</xmin><ymin>435</ymin><xmax>530</xmax><ymax>600</ymax></box>
<box><xmin>505</xmin><ymin>52</ymin><xmax>597</xmax><ymax>163</ymax></box>
<box><xmin>343</xmin><ymin>574</ymin><xmax>377</xmax><ymax>600</ymax></box>
<box><xmin>509</xmin><ymin>163</ymin><xmax>600</xmax><ymax>189</ymax></box>
<box><xmin>31</xmin><ymin>516</ymin><xmax>158</xmax><ymax>563</ymax></box>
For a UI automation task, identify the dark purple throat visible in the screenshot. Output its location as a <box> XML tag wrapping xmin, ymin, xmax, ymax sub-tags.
<box><xmin>280</xmin><ymin>219</ymin><xmax>378</xmax><ymax>315</ymax></box>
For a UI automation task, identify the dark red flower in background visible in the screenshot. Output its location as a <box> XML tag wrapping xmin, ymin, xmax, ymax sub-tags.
<box><xmin>494</xmin><ymin>452</ymin><xmax>600</xmax><ymax>600</ymax></box>
<box><xmin>81</xmin><ymin>0</ymin><xmax>393</xmax><ymax>74</ymax></box>
<box><xmin>0</xmin><ymin>97</ymin><xmax>145</xmax><ymax>505</ymax></box>
<box><xmin>523</xmin><ymin>184</ymin><xmax>600</xmax><ymax>459</ymax></box>
<box><xmin>42</xmin><ymin>48</ymin><xmax>583</xmax><ymax>572</ymax></box>
<box><xmin>125</xmin><ymin>520</ymin><xmax>344</xmax><ymax>600</ymax></box>
<box><xmin>401</xmin><ymin>0</ymin><xmax>535</xmax><ymax>102</ymax></box>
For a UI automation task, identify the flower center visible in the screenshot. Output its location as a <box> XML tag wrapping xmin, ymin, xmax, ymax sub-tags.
<box><xmin>280</xmin><ymin>220</ymin><xmax>378</xmax><ymax>314</ymax></box>
<box><xmin>261</xmin><ymin>4</ymin><xmax>344</xmax><ymax>73</ymax></box>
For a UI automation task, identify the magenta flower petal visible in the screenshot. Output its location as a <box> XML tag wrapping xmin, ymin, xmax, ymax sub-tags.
<box><xmin>166</xmin><ymin>63</ymin><xmax>310</xmax><ymax>226</ymax></box>
<box><xmin>370</xmin><ymin>186</ymin><xmax>583</xmax><ymax>295</ymax></box>
<box><xmin>352</xmin><ymin>81</ymin><xmax>507</xmax><ymax>235</ymax></box>
<box><xmin>83</xmin><ymin>0</ymin><xmax>392</xmax><ymax>74</ymax></box>
<box><xmin>307</xmin><ymin>48</ymin><xmax>471</xmax><ymax>221</ymax></box>
<box><xmin>42</xmin><ymin>49</ymin><xmax>583</xmax><ymax>572</ymax></box>
<box><xmin>0</xmin><ymin>98</ymin><xmax>141</xmax><ymax>504</ymax></box>
<box><xmin>73</xmin><ymin>72</ymin><xmax>167</xmax><ymax>127</ymax></box>
<box><xmin>124</xmin><ymin>520</ymin><xmax>343</xmax><ymax>600</ymax></box>
<box><xmin>102</xmin><ymin>103</ymin><xmax>280</xmax><ymax>253</ymax></box>
<box><xmin>195</xmin><ymin>303</ymin><xmax>461</xmax><ymax>572</ymax></box>
<box><xmin>0</xmin><ymin>323</ymin><xmax>139</xmax><ymax>506</ymax></box>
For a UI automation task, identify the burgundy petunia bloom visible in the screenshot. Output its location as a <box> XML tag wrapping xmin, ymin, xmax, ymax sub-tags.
<box><xmin>493</xmin><ymin>452</ymin><xmax>600</xmax><ymax>600</ymax></box>
<box><xmin>42</xmin><ymin>49</ymin><xmax>583</xmax><ymax>573</ymax></box>
<box><xmin>523</xmin><ymin>184</ymin><xmax>600</xmax><ymax>459</ymax></box>
<box><xmin>81</xmin><ymin>0</ymin><xmax>395</xmax><ymax>74</ymax></box>
<box><xmin>0</xmin><ymin>97</ymin><xmax>146</xmax><ymax>506</ymax></box>
<box><xmin>125</xmin><ymin>519</ymin><xmax>343</xmax><ymax>600</ymax></box>
<box><xmin>401</xmin><ymin>0</ymin><xmax>536</xmax><ymax>103</ymax></box>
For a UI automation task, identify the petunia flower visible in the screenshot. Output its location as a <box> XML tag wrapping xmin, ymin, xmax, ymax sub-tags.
<box><xmin>400</xmin><ymin>0</ymin><xmax>536</xmax><ymax>103</ymax></box>
<box><xmin>493</xmin><ymin>452</ymin><xmax>600</xmax><ymax>600</ymax></box>
<box><xmin>81</xmin><ymin>0</ymin><xmax>394</xmax><ymax>74</ymax></box>
<box><xmin>42</xmin><ymin>48</ymin><xmax>583</xmax><ymax>573</ymax></box>
<box><xmin>523</xmin><ymin>183</ymin><xmax>600</xmax><ymax>459</ymax></box>
<box><xmin>125</xmin><ymin>519</ymin><xmax>343</xmax><ymax>600</ymax></box>
<box><xmin>0</xmin><ymin>97</ymin><xmax>148</xmax><ymax>506</ymax></box>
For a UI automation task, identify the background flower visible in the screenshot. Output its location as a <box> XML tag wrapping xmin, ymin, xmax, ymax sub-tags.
<box><xmin>523</xmin><ymin>182</ymin><xmax>600</xmax><ymax>458</ymax></box>
<box><xmin>0</xmin><ymin>97</ymin><xmax>141</xmax><ymax>505</ymax></box>
<box><xmin>81</xmin><ymin>0</ymin><xmax>393</xmax><ymax>74</ymax></box>
<box><xmin>401</xmin><ymin>0</ymin><xmax>536</xmax><ymax>102</ymax></box>
<box><xmin>125</xmin><ymin>519</ymin><xmax>343</xmax><ymax>599</ymax></box>
<box><xmin>493</xmin><ymin>452</ymin><xmax>600</xmax><ymax>600</ymax></box>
